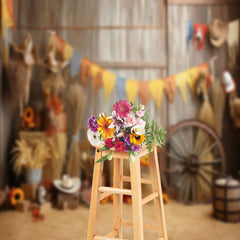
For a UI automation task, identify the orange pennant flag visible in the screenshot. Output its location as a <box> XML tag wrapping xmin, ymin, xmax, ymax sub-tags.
<box><xmin>80</xmin><ymin>57</ymin><xmax>92</xmax><ymax>85</ymax></box>
<box><xmin>164</xmin><ymin>76</ymin><xmax>176</xmax><ymax>103</ymax></box>
<box><xmin>138</xmin><ymin>81</ymin><xmax>151</xmax><ymax>105</ymax></box>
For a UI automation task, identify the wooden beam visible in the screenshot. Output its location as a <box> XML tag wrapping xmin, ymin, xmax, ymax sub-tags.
<box><xmin>18</xmin><ymin>25</ymin><xmax>164</xmax><ymax>30</ymax></box>
<box><xmin>96</xmin><ymin>61</ymin><xmax>167</xmax><ymax>69</ymax></box>
<box><xmin>168</xmin><ymin>0</ymin><xmax>240</xmax><ymax>4</ymax></box>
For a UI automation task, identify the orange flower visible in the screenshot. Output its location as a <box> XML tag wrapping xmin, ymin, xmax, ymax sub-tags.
<box><xmin>9</xmin><ymin>188</ymin><xmax>24</xmax><ymax>206</ymax></box>
<box><xmin>97</xmin><ymin>115</ymin><xmax>115</xmax><ymax>139</ymax></box>
<box><xmin>23</xmin><ymin>107</ymin><xmax>34</xmax><ymax>123</ymax></box>
<box><xmin>49</xmin><ymin>95</ymin><xmax>62</xmax><ymax>115</ymax></box>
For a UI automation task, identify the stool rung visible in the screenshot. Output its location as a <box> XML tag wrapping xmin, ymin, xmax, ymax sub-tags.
<box><xmin>99</xmin><ymin>186</ymin><xmax>132</xmax><ymax>195</ymax></box>
<box><xmin>94</xmin><ymin>236</ymin><xmax>127</xmax><ymax>240</ymax></box>
<box><xmin>120</xmin><ymin>175</ymin><xmax>152</xmax><ymax>184</ymax></box>
<box><xmin>104</xmin><ymin>230</ymin><xmax>118</xmax><ymax>237</ymax></box>
<box><xmin>120</xmin><ymin>220</ymin><xmax>159</xmax><ymax>230</ymax></box>
<box><xmin>142</xmin><ymin>192</ymin><xmax>159</xmax><ymax>205</ymax></box>
<box><xmin>99</xmin><ymin>192</ymin><xmax>112</xmax><ymax>201</ymax></box>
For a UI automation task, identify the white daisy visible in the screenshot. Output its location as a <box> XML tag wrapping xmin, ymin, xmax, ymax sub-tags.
<box><xmin>87</xmin><ymin>129</ymin><xmax>103</xmax><ymax>146</ymax></box>
<box><xmin>131</xmin><ymin>125</ymin><xmax>145</xmax><ymax>135</ymax></box>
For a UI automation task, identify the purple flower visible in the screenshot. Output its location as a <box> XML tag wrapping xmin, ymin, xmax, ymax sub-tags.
<box><xmin>125</xmin><ymin>135</ymin><xmax>131</xmax><ymax>146</ymax></box>
<box><xmin>132</xmin><ymin>144</ymin><xmax>141</xmax><ymax>153</ymax></box>
<box><xmin>88</xmin><ymin>116</ymin><xmax>99</xmax><ymax>132</ymax></box>
<box><xmin>124</xmin><ymin>145</ymin><xmax>130</xmax><ymax>152</ymax></box>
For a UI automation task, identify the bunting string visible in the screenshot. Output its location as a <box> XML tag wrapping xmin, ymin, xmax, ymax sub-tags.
<box><xmin>50</xmin><ymin>33</ymin><xmax>211</xmax><ymax>108</ymax></box>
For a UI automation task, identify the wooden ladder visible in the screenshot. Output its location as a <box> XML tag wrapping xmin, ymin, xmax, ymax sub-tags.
<box><xmin>87</xmin><ymin>145</ymin><xmax>168</xmax><ymax>240</ymax></box>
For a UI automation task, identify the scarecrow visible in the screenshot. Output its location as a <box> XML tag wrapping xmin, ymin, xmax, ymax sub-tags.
<box><xmin>7</xmin><ymin>33</ymin><xmax>37</xmax><ymax>115</ymax></box>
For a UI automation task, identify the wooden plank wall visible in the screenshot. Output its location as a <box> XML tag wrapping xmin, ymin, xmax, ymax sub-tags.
<box><xmin>167</xmin><ymin>3</ymin><xmax>240</xmax><ymax>176</ymax></box>
<box><xmin>15</xmin><ymin>0</ymin><xmax>168</xmax><ymax>126</ymax></box>
<box><xmin>0</xmin><ymin>0</ymin><xmax>168</xmax><ymax>188</ymax></box>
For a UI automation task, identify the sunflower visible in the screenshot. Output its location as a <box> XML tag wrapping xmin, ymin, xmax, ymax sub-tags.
<box><xmin>129</xmin><ymin>132</ymin><xmax>146</xmax><ymax>146</ymax></box>
<box><xmin>9</xmin><ymin>188</ymin><xmax>24</xmax><ymax>206</ymax></box>
<box><xmin>97</xmin><ymin>115</ymin><xmax>115</xmax><ymax>139</ymax></box>
<box><xmin>23</xmin><ymin>107</ymin><xmax>34</xmax><ymax>123</ymax></box>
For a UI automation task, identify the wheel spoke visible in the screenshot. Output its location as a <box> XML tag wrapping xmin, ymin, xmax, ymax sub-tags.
<box><xmin>195</xmin><ymin>131</ymin><xmax>209</xmax><ymax>156</ymax></box>
<box><xmin>196</xmin><ymin>175</ymin><xmax>207</xmax><ymax>198</ymax></box>
<box><xmin>167</xmin><ymin>152</ymin><xmax>185</xmax><ymax>164</ymax></box>
<box><xmin>164</xmin><ymin>166</ymin><xmax>184</xmax><ymax>174</ymax></box>
<box><xmin>200</xmin><ymin>167</ymin><xmax>221</xmax><ymax>176</ymax></box>
<box><xmin>178</xmin><ymin>128</ymin><xmax>190</xmax><ymax>155</ymax></box>
<box><xmin>198</xmin><ymin>170</ymin><xmax>212</xmax><ymax>185</ymax></box>
<box><xmin>184</xmin><ymin>175</ymin><xmax>192</xmax><ymax>202</ymax></box>
<box><xmin>170</xmin><ymin>136</ymin><xmax>188</xmax><ymax>157</ymax></box>
<box><xmin>191</xmin><ymin>177</ymin><xmax>195</xmax><ymax>202</ymax></box>
<box><xmin>193</xmin><ymin>128</ymin><xmax>202</xmax><ymax>154</ymax></box>
<box><xmin>188</xmin><ymin>126</ymin><xmax>194</xmax><ymax>153</ymax></box>
<box><xmin>178</xmin><ymin>173</ymin><xmax>188</xmax><ymax>200</ymax></box>
<box><xmin>199</xmin><ymin>159</ymin><xmax>222</xmax><ymax>165</ymax></box>
<box><xmin>199</xmin><ymin>142</ymin><xmax>217</xmax><ymax>159</ymax></box>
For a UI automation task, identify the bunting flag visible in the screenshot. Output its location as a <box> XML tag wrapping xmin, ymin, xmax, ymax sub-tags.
<box><xmin>186</xmin><ymin>67</ymin><xmax>199</xmax><ymax>94</ymax></box>
<box><xmin>193</xmin><ymin>23</ymin><xmax>209</xmax><ymax>50</ymax></box>
<box><xmin>116</xmin><ymin>76</ymin><xmax>126</xmax><ymax>100</ymax></box>
<box><xmin>1</xmin><ymin>0</ymin><xmax>14</xmax><ymax>64</ymax></box>
<box><xmin>138</xmin><ymin>81</ymin><xmax>151</xmax><ymax>105</ymax></box>
<box><xmin>102</xmin><ymin>71</ymin><xmax>116</xmax><ymax>101</ymax></box>
<box><xmin>70</xmin><ymin>51</ymin><xmax>82</xmax><ymax>77</ymax></box>
<box><xmin>164</xmin><ymin>76</ymin><xmax>176</xmax><ymax>103</ymax></box>
<box><xmin>149</xmin><ymin>79</ymin><xmax>164</xmax><ymax>108</ymax></box>
<box><xmin>187</xmin><ymin>21</ymin><xmax>194</xmax><ymax>50</ymax></box>
<box><xmin>51</xmin><ymin>34</ymin><xmax>73</xmax><ymax>61</ymax></box>
<box><xmin>80</xmin><ymin>57</ymin><xmax>92</xmax><ymax>85</ymax></box>
<box><xmin>89</xmin><ymin>63</ymin><xmax>103</xmax><ymax>92</ymax></box>
<box><xmin>175</xmin><ymin>73</ymin><xmax>187</xmax><ymax>102</ymax></box>
<box><xmin>126</xmin><ymin>79</ymin><xmax>138</xmax><ymax>103</ymax></box>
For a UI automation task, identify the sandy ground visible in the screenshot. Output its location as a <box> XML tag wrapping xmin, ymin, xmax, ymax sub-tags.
<box><xmin>0</xmin><ymin>201</ymin><xmax>239</xmax><ymax>240</ymax></box>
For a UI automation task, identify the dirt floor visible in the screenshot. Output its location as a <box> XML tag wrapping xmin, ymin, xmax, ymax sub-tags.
<box><xmin>0</xmin><ymin>201</ymin><xmax>239</xmax><ymax>240</ymax></box>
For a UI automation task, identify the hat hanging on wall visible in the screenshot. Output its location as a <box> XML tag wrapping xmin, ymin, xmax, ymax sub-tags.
<box><xmin>209</xmin><ymin>19</ymin><xmax>229</xmax><ymax>48</ymax></box>
<box><xmin>222</xmin><ymin>71</ymin><xmax>236</xmax><ymax>93</ymax></box>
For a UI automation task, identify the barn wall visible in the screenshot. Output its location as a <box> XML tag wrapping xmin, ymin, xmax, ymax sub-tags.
<box><xmin>167</xmin><ymin>3</ymin><xmax>240</xmax><ymax>176</ymax></box>
<box><xmin>1</xmin><ymin>1</ymin><xmax>240</xmax><ymax>188</ymax></box>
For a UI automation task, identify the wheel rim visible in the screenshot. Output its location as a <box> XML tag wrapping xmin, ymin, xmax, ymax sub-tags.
<box><xmin>159</xmin><ymin>120</ymin><xmax>226</xmax><ymax>204</ymax></box>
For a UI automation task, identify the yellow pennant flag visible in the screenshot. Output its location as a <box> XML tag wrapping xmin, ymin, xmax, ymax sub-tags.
<box><xmin>149</xmin><ymin>79</ymin><xmax>164</xmax><ymax>108</ymax></box>
<box><xmin>126</xmin><ymin>79</ymin><xmax>138</xmax><ymax>103</ymax></box>
<box><xmin>185</xmin><ymin>68</ymin><xmax>198</xmax><ymax>94</ymax></box>
<box><xmin>89</xmin><ymin>63</ymin><xmax>101</xmax><ymax>78</ymax></box>
<box><xmin>63</xmin><ymin>43</ymin><xmax>73</xmax><ymax>61</ymax></box>
<box><xmin>102</xmin><ymin>71</ymin><xmax>116</xmax><ymax>101</ymax></box>
<box><xmin>175</xmin><ymin>73</ymin><xmax>187</xmax><ymax>102</ymax></box>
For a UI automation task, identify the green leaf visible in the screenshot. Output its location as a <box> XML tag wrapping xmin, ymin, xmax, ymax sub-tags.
<box><xmin>99</xmin><ymin>145</ymin><xmax>110</xmax><ymax>152</ymax></box>
<box><xmin>95</xmin><ymin>152</ymin><xmax>113</xmax><ymax>164</ymax></box>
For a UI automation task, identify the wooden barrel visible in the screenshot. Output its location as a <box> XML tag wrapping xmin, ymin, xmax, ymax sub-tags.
<box><xmin>213</xmin><ymin>177</ymin><xmax>240</xmax><ymax>222</ymax></box>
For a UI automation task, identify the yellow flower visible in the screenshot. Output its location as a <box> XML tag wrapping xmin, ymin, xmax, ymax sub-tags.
<box><xmin>9</xmin><ymin>188</ymin><xmax>24</xmax><ymax>206</ymax></box>
<box><xmin>97</xmin><ymin>115</ymin><xmax>115</xmax><ymax>139</ymax></box>
<box><xmin>130</xmin><ymin>133</ymin><xmax>146</xmax><ymax>145</ymax></box>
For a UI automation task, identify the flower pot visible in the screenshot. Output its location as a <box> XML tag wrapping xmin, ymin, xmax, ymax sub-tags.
<box><xmin>25</xmin><ymin>168</ymin><xmax>42</xmax><ymax>184</ymax></box>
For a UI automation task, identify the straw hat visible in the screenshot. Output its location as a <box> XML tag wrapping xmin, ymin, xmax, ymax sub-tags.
<box><xmin>53</xmin><ymin>175</ymin><xmax>81</xmax><ymax>194</ymax></box>
<box><xmin>209</xmin><ymin>19</ymin><xmax>229</xmax><ymax>47</ymax></box>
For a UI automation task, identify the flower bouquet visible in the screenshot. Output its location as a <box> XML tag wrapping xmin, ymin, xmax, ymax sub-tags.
<box><xmin>87</xmin><ymin>100</ymin><xmax>167</xmax><ymax>163</ymax></box>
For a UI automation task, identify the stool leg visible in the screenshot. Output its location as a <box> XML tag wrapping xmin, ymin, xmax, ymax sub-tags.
<box><xmin>113</xmin><ymin>158</ymin><xmax>123</xmax><ymax>238</ymax></box>
<box><xmin>130</xmin><ymin>156</ymin><xmax>144</xmax><ymax>240</ymax></box>
<box><xmin>149</xmin><ymin>147</ymin><xmax>168</xmax><ymax>240</ymax></box>
<box><xmin>87</xmin><ymin>150</ymin><xmax>104</xmax><ymax>240</ymax></box>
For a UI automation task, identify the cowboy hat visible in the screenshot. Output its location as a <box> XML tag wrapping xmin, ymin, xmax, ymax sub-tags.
<box><xmin>53</xmin><ymin>175</ymin><xmax>81</xmax><ymax>194</ymax></box>
<box><xmin>209</xmin><ymin>19</ymin><xmax>229</xmax><ymax>48</ymax></box>
<box><xmin>222</xmin><ymin>71</ymin><xmax>235</xmax><ymax>93</ymax></box>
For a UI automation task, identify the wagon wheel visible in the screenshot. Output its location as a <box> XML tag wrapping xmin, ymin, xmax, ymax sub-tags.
<box><xmin>159</xmin><ymin>119</ymin><xmax>226</xmax><ymax>204</ymax></box>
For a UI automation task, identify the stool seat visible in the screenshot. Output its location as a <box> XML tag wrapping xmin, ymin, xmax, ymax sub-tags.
<box><xmin>87</xmin><ymin>146</ymin><xmax>168</xmax><ymax>240</ymax></box>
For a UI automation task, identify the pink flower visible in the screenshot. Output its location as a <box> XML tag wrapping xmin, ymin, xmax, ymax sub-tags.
<box><xmin>136</xmin><ymin>110</ymin><xmax>145</xmax><ymax>117</ymax></box>
<box><xmin>137</xmin><ymin>119</ymin><xmax>146</xmax><ymax>128</ymax></box>
<box><xmin>113</xmin><ymin>100</ymin><xmax>131</xmax><ymax>119</ymax></box>
<box><xmin>125</xmin><ymin>113</ymin><xmax>137</xmax><ymax>127</ymax></box>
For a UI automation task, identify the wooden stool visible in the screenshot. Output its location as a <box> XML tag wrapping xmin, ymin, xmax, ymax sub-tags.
<box><xmin>87</xmin><ymin>145</ymin><xmax>168</xmax><ymax>240</ymax></box>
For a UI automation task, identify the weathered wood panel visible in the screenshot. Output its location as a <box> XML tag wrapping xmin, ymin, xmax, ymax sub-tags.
<box><xmin>168</xmin><ymin>4</ymin><xmax>240</xmax><ymax>177</ymax></box>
